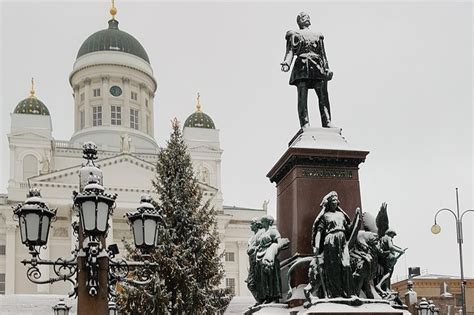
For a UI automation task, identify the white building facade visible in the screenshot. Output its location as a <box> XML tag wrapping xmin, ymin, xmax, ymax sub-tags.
<box><xmin>0</xmin><ymin>8</ymin><xmax>264</xmax><ymax>299</ymax></box>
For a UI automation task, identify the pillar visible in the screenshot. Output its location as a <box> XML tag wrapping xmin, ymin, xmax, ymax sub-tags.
<box><xmin>73</xmin><ymin>85</ymin><xmax>80</xmax><ymax>132</ymax></box>
<box><xmin>83</xmin><ymin>78</ymin><xmax>91</xmax><ymax>128</ymax></box>
<box><xmin>237</xmin><ymin>241</ymin><xmax>248</xmax><ymax>296</ymax></box>
<box><xmin>5</xmin><ymin>222</ymin><xmax>16</xmax><ymax>294</ymax></box>
<box><xmin>102</xmin><ymin>76</ymin><xmax>110</xmax><ymax>127</ymax></box>
<box><xmin>122</xmin><ymin>77</ymin><xmax>130</xmax><ymax>128</ymax></box>
<box><xmin>139</xmin><ymin>83</ymin><xmax>147</xmax><ymax>134</ymax></box>
<box><xmin>149</xmin><ymin>92</ymin><xmax>155</xmax><ymax>136</ymax></box>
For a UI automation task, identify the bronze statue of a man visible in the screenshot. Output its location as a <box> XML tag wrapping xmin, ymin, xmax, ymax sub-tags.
<box><xmin>281</xmin><ymin>12</ymin><xmax>333</xmax><ymax>128</ymax></box>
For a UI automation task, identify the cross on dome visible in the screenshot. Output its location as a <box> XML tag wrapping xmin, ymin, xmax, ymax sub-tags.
<box><xmin>110</xmin><ymin>0</ymin><xmax>117</xmax><ymax>19</ymax></box>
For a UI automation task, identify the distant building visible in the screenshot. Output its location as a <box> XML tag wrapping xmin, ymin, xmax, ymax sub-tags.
<box><xmin>0</xmin><ymin>5</ymin><xmax>265</xmax><ymax>299</ymax></box>
<box><xmin>392</xmin><ymin>274</ymin><xmax>474</xmax><ymax>315</ymax></box>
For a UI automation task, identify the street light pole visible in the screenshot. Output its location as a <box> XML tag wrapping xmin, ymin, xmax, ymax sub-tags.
<box><xmin>14</xmin><ymin>142</ymin><xmax>164</xmax><ymax>314</ymax></box>
<box><xmin>431</xmin><ymin>188</ymin><xmax>473</xmax><ymax>315</ymax></box>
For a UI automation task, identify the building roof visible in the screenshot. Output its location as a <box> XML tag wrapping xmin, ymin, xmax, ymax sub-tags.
<box><xmin>184</xmin><ymin>111</ymin><xmax>216</xmax><ymax>129</ymax></box>
<box><xmin>77</xmin><ymin>19</ymin><xmax>150</xmax><ymax>63</ymax></box>
<box><xmin>14</xmin><ymin>96</ymin><xmax>50</xmax><ymax>116</ymax></box>
<box><xmin>412</xmin><ymin>274</ymin><xmax>474</xmax><ymax>280</ymax></box>
<box><xmin>183</xmin><ymin>93</ymin><xmax>216</xmax><ymax>129</ymax></box>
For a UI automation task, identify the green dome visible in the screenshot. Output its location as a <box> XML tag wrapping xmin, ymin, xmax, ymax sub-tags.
<box><xmin>14</xmin><ymin>96</ymin><xmax>50</xmax><ymax>116</ymax></box>
<box><xmin>77</xmin><ymin>19</ymin><xmax>150</xmax><ymax>63</ymax></box>
<box><xmin>184</xmin><ymin>111</ymin><xmax>216</xmax><ymax>129</ymax></box>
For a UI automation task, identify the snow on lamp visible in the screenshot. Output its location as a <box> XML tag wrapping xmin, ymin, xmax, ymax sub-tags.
<box><xmin>73</xmin><ymin>175</ymin><xmax>116</xmax><ymax>237</ymax></box>
<box><xmin>126</xmin><ymin>195</ymin><xmax>163</xmax><ymax>250</ymax></box>
<box><xmin>13</xmin><ymin>188</ymin><xmax>57</xmax><ymax>248</ymax></box>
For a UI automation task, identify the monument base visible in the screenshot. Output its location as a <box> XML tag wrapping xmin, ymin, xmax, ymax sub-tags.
<box><xmin>244</xmin><ymin>302</ymin><xmax>289</xmax><ymax>314</ymax></box>
<box><xmin>243</xmin><ymin>299</ymin><xmax>410</xmax><ymax>315</ymax></box>
<box><xmin>305</xmin><ymin>298</ymin><xmax>409</xmax><ymax>315</ymax></box>
<box><xmin>267</xmin><ymin>127</ymin><xmax>369</xmax><ymax>287</ymax></box>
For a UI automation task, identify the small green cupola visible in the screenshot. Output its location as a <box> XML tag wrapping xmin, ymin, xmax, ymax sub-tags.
<box><xmin>13</xmin><ymin>78</ymin><xmax>50</xmax><ymax>116</ymax></box>
<box><xmin>184</xmin><ymin>93</ymin><xmax>216</xmax><ymax>129</ymax></box>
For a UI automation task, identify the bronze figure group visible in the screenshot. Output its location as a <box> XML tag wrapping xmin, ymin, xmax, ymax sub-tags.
<box><xmin>284</xmin><ymin>192</ymin><xmax>406</xmax><ymax>307</ymax></box>
<box><xmin>246</xmin><ymin>215</ymin><xmax>289</xmax><ymax>305</ymax></box>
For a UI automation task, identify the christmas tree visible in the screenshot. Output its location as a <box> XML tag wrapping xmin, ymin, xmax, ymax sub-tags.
<box><xmin>118</xmin><ymin>119</ymin><xmax>232</xmax><ymax>314</ymax></box>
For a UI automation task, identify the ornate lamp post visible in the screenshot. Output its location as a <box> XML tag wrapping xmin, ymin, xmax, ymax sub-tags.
<box><xmin>14</xmin><ymin>142</ymin><xmax>163</xmax><ymax>315</ymax></box>
<box><xmin>52</xmin><ymin>298</ymin><xmax>71</xmax><ymax>315</ymax></box>
<box><xmin>416</xmin><ymin>297</ymin><xmax>430</xmax><ymax>315</ymax></box>
<box><xmin>431</xmin><ymin>188</ymin><xmax>473</xmax><ymax>315</ymax></box>
<box><xmin>126</xmin><ymin>194</ymin><xmax>164</xmax><ymax>252</ymax></box>
<box><xmin>13</xmin><ymin>188</ymin><xmax>56</xmax><ymax>250</ymax></box>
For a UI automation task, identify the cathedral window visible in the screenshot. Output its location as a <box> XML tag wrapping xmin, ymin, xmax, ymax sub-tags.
<box><xmin>130</xmin><ymin>108</ymin><xmax>139</xmax><ymax>129</ymax></box>
<box><xmin>23</xmin><ymin>154</ymin><xmax>38</xmax><ymax>181</ymax></box>
<box><xmin>93</xmin><ymin>88</ymin><xmax>101</xmax><ymax>97</ymax></box>
<box><xmin>111</xmin><ymin>105</ymin><xmax>122</xmax><ymax>126</ymax></box>
<box><xmin>0</xmin><ymin>273</ymin><xmax>5</xmax><ymax>294</ymax></box>
<box><xmin>225</xmin><ymin>278</ymin><xmax>235</xmax><ymax>294</ymax></box>
<box><xmin>93</xmin><ymin>106</ymin><xmax>102</xmax><ymax>126</ymax></box>
<box><xmin>225</xmin><ymin>252</ymin><xmax>235</xmax><ymax>262</ymax></box>
<box><xmin>131</xmin><ymin>91</ymin><xmax>138</xmax><ymax>101</ymax></box>
<box><xmin>80</xmin><ymin>110</ymin><xmax>85</xmax><ymax>129</ymax></box>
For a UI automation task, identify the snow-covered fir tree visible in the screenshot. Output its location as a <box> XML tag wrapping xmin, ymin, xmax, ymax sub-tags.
<box><xmin>118</xmin><ymin>119</ymin><xmax>232</xmax><ymax>314</ymax></box>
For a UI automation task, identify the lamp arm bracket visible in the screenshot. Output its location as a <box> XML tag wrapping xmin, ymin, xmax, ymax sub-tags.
<box><xmin>434</xmin><ymin>208</ymin><xmax>458</xmax><ymax>223</ymax></box>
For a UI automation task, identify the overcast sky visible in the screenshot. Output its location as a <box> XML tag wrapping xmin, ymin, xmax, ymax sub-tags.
<box><xmin>1</xmin><ymin>1</ymin><xmax>473</xmax><ymax>281</ymax></box>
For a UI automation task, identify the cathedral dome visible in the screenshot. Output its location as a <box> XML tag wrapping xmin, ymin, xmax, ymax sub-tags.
<box><xmin>77</xmin><ymin>19</ymin><xmax>150</xmax><ymax>63</ymax></box>
<box><xmin>184</xmin><ymin>111</ymin><xmax>216</xmax><ymax>129</ymax></box>
<box><xmin>13</xmin><ymin>81</ymin><xmax>50</xmax><ymax>116</ymax></box>
<box><xmin>184</xmin><ymin>94</ymin><xmax>216</xmax><ymax>129</ymax></box>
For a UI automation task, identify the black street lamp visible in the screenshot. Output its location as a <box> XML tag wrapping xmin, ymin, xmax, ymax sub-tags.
<box><xmin>416</xmin><ymin>297</ymin><xmax>430</xmax><ymax>315</ymax></box>
<box><xmin>13</xmin><ymin>188</ymin><xmax>57</xmax><ymax>249</ymax></box>
<box><xmin>74</xmin><ymin>178</ymin><xmax>116</xmax><ymax>237</ymax></box>
<box><xmin>127</xmin><ymin>194</ymin><xmax>164</xmax><ymax>251</ymax></box>
<box><xmin>52</xmin><ymin>298</ymin><xmax>71</xmax><ymax>315</ymax></box>
<box><xmin>431</xmin><ymin>188</ymin><xmax>473</xmax><ymax>315</ymax></box>
<box><xmin>14</xmin><ymin>142</ymin><xmax>163</xmax><ymax>314</ymax></box>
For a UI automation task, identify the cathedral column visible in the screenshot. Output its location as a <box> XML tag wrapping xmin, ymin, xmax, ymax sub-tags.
<box><xmin>139</xmin><ymin>83</ymin><xmax>147</xmax><ymax>134</ymax></box>
<box><xmin>149</xmin><ymin>92</ymin><xmax>155</xmax><ymax>136</ymax></box>
<box><xmin>83</xmin><ymin>78</ymin><xmax>92</xmax><ymax>128</ymax></box>
<box><xmin>102</xmin><ymin>76</ymin><xmax>110</xmax><ymax>126</ymax></box>
<box><xmin>73</xmin><ymin>85</ymin><xmax>80</xmax><ymax>131</ymax></box>
<box><xmin>122</xmin><ymin>77</ymin><xmax>131</xmax><ymax>128</ymax></box>
<box><xmin>218</xmin><ymin>233</ymin><xmax>226</xmax><ymax>289</ymax></box>
<box><xmin>9</xmin><ymin>144</ymin><xmax>16</xmax><ymax>186</ymax></box>
<box><xmin>5</xmin><ymin>222</ymin><xmax>17</xmax><ymax>294</ymax></box>
<box><xmin>216</xmin><ymin>159</ymin><xmax>222</xmax><ymax>191</ymax></box>
<box><xmin>237</xmin><ymin>241</ymin><xmax>248</xmax><ymax>296</ymax></box>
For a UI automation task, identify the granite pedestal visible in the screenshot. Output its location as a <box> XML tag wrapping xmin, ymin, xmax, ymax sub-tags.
<box><xmin>267</xmin><ymin>128</ymin><xmax>369</xmax><ymax>288</ymax></box>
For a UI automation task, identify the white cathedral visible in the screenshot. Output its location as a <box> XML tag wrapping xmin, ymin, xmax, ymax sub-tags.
<box><xmin>0</xmin><ymin>5</ymin><xmax>265</xmax><ymax>300</ymax></box>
